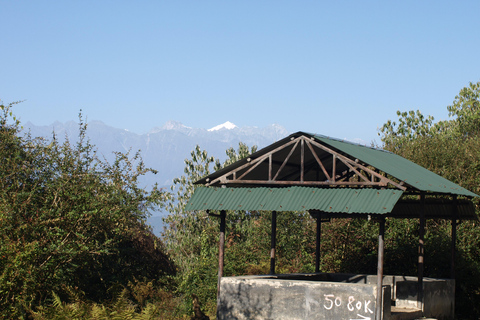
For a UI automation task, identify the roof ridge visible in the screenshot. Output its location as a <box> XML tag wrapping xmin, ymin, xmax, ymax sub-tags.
<box><xmin>305</xmin><ymin>132</ymin><xmax>393</xmax><ymax>154</ymax></box>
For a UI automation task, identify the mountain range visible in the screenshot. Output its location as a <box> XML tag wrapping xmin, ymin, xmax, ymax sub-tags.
<box><xmin>24</xmin><ymin>120</ymin><xmax>289</xmax><ymax>187</ymax></box>
<box><xmin>23</xmin><ymin>120</ymin><xmax>290</xmax><ymax>233</ymax></box>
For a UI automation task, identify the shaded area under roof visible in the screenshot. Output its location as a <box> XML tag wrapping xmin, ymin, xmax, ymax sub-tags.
<box><xmin>390</xmin><ymin>198</ymin><xmax>477</xmax><ymax>220</ymax></box>
<box><xmin>186</xmin><ymin>186</ymin><xmax>403</xmax><ymax>214</ymax></box>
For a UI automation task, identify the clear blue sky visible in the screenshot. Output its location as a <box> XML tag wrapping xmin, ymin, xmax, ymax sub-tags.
<box><xmin>2</xmin><ymin>1</ymin><xmax>479</xmax><ymax>144</ymax></box>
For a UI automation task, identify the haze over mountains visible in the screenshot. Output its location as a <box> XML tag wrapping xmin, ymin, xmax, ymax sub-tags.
<box><xmin>23</xmin><ymin>120</ymin><xmax>372</xmax><ymax>234</ymax></box>
<box><xmin>23</xmin><ymin>119</ymin><xmax>290</xmax><ymax>191</ymax></box>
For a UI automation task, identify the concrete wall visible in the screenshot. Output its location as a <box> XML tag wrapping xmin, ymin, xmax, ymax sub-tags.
<box><xmin>305</xmin><ymin>273</ymin><xmax>455</xmax><ymax>319</ymax></box>
<box><xmin>218</xmin><ymin>276</ymin><xmax>391</xmax><ymax>320</ymax></box>
<box><xmin>423</xmin><ymin>278</ymin><xmax>455</xmax><ymax>320</ymax></box>
<box><xmin>217</xmin><ymin>274</ymin><xmax>454</xmax><ymax>320</ymax></box>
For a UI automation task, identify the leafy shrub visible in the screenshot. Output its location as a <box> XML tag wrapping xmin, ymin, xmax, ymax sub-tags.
<box><xmin>0</xmin><ymin>102</ymin><xmax>175</xmax><ymax>318</ymax></box>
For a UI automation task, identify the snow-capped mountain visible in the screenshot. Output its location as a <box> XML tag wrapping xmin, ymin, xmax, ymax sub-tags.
<box><xmin>208</xmin><ymin>121</ymin><xmax>238</xmax><ymax>131</ymax></box>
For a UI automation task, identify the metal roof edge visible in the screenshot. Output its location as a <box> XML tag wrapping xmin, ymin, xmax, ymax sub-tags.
<box><xmin>310</xmin><ymin>132</ymin><xmax>479</xmax><ymax>198</ymax></box>
<box><xmin>185</xmin><ymin>186</ymin><xmax>404</xmax><ymax>214</ymax></box>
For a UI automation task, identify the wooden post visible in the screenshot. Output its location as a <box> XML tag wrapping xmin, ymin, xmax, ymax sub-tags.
<box><xmin>315</xmin><ymin>213</ymin><xmax>322</xmax><ymax>273</ymax></box>
<box><xmin>451</xmin><ymin>195</ymin><xmax>458</xmax><ymax>279</ymax></box>
<box><xmin>217</xmin><ymin>210</ymin><xmax>226</xmax><ymax>299</ymax></box>
<box><xmin>300</xmin><ymin>138</ymin><xmax>304</xmax><ymax>182</ymax></box>
<box><xmin>376</xmin><ymin>217</ymin><xmax>385</xmax><ymax>320</ymax></box>
<box><xmin>270</xmin><ymin>210</ymin><xmax>277</xmax><ymax>275</ymax></box>
<box><xmin>418</xmin><ymin>194</ymin><xmax>425</xmax><ymax>311</ymax></box>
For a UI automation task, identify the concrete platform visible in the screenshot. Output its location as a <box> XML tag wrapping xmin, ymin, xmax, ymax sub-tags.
<box><xmin>217</xmin><ymin>276</ymin><xmax>389</xmax><ymax>320</ymax></box>
<box><xmin>217</xmin><ymin>273</ymin><xmax>454</xmax><ymax>320</ymax></box>
<box><xmin>391</xmin><ymin>306</ymin><xmax>423</xmax><ymax>320</ymax></box>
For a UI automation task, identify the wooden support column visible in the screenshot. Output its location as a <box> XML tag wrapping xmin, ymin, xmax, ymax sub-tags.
<box><xmin>418</xmin><ymin>194</ymin><xmax>425</xmax><ymax>311</ymax></box>
<box><xmin>215</xmin><ymin>210</ymin><xmax>226</xmax><ymax>299</ymax></box>
<box><xmin>315</xmin><ymin>213</ymin><xmax>322</xmax><ymax>273</ymax></box>
<box><xmin>270</xmin><ymin>211</ymin><xmax>277</xmax><ymax>275</ymax></box>
<box><xmin>451</xmin><ymin>195</ymin><xmax>458</xmax><ymax>279</ymax></box>
<box><xmin>376</xmin><ymin>217</ymin><xmax>386</xmax><ymax>320</ymax></box>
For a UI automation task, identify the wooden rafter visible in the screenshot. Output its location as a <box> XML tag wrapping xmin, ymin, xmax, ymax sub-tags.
<box><xmin>306</xmin><ymin>140</ymin><xmax>331</xmax><ymax>180</ymax></box>
<box><xmin>206</xmin><ymin>137</ymin><xmax>299</xmax><ymax>186</ymax></box>
<box><xmin>273</xmin><ymin>140</ymin><xmax>299</xmax><ymax>181</ymax></box>
<box><xmin>307</xmin><ymin>138</ymin><xmax>406</xmax><ymax>190</ymax></box>
<box><xmin>237</xmin><ymin>156</ymin><xmax>267</xmax><ymax>180</ymax></box>
<box><xmin>205</xmin><ymin>135</ymin><xmax>407</xmax><ymax>190</ymax></box>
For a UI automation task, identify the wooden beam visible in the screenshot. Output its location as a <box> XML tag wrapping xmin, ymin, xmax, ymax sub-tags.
<box><xmin>301</xmin><ymin>138</ymin><xmax>304</xmax><ymax>182</ymax></box>
<box><xmin>308</xmin><ymin>138</ymin><xmax>407</xmax><ymax>190</ymax></box>
<box><xmin>237</xmin><ymin>155</ymin><xmax>267</xmax><ymax>180</ymax></box>
<box><xmin>315</xmin><ymin>214</ymin><xmax>322</xmax><ymax>273</ymax></box>
<box><xmin>334</xmin><ymin>169</ymin><xmax>353</xmax><ymax>181</ymax></box>
<box><xmin>206</xmin><ymin>134</ymin><xmax>406</xmax><ymax>190</ymax></box>
<box><xmin>273</xmin><ymin>140</ymin><xmax>299</xmax><ymax>181</ymax></box>
<box><xmin>306</xmin><ymin>140</ymin><xmax>331</xmax><ymax>180</ymax></box>
<box><xmin>451</xmin><ymin>195</ymin><xmax>458</xmax><ymax>279</ymax></box>
<box><xmin>270</xmin><ymin>211</ymin><xmax>277</xmax><ymax>275</ymax></box>
<box><xmin>376</xmin><ymin>217</ymin><xmax>386</xmax><ymax>320</ymax></box>
<box><xmin>206</xmin><ymin>137</ymin><xmax>300</xmax><ymax>186</ymax></box>
<box><xmin>217</xmin><ymin>210</ymin><xmax>226</xmax><ymax>300</ymax></box>
<box><xmin>268</xmin><ymin>154</ymin><xmax>272</xmax><ymax>181</ymax></box>
<box><xmin>279</xmin><ymin>159</ymin><xmax>331</xmax><ymax>182</ymax></box>
<box><xmin>337</xmin><ymin>157</ymin><xmax>371</xmax><ymax>183</ymax></box>
<box><xmin>222</xmin><ymin>179</ymin><xmax>387</xmax><ymax>187</ymax></box>
<box><xmin>332</xmin><ymin>155</ymin><xmax>336</xmax><ymax>182</ymax></box>
<box><xmin>418</xmin><ymin>194</ymin><xmax>425</xmax><ymax>312</ymax></box>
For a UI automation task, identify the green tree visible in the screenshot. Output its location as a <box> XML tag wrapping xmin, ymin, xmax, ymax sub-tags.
<box><xmin>378</xmin><ymin>81</ymin><xmax>480</xmax><ymax>318</ymax></box>
<box><xmin>163</xmin><ymin>143</ymin><xmax>264</xmax><ymax>315</ymax></box>
<box><xmin>447</xmin><ymin>81</ymin><xmax>480</xmax><ymax>137</ymax></box>
<box><xmin>0</xmin><ymin>102</ymin><xmax>174</xmax><ymax>318</ymax></box>
<box><xmin>162</xmin><ymin>145</ymin><xmax>219</xmax><ymax>314</ymax></box>
<box><xmin>379</xmin><ymin>81</ymin><xmax>480</xmax><ymax>147</ymax></box>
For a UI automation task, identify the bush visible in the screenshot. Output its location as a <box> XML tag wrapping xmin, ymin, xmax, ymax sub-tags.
<box><xmin>0</xmin><ymin>102</ymin><xmax>175</xmax><ymax>318</ymax></box>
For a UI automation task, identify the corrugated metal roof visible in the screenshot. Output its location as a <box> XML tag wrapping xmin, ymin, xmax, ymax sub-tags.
<box><xmin>195</xmin><ymin>132</ymin><xmax>477</xmax><ymax>197</ymax></box>
<box><xmin>312</xmin><ymin>134</ymin><xmax>478</xmax><ymax>197</ymax></box>
<box><xmin>185</xmin><ymin>186</ymin><xmax>403</xmax><ymax>214</ymax></box>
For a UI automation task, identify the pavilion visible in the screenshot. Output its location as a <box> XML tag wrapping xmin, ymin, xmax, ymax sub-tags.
<box><xmin>186</xmin><ymin>132</ymin><xmax>478</xmax><ymax>320</ymax></box>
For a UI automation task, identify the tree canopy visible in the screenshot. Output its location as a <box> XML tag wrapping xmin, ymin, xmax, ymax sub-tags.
<box><xmin>0</xmin><ymin>102</ymin><xmax>174</xmax><ymax>318</ymax></box>
<box><xmin>378</xmin><ymin>81</ymin><xmax>480</xmax><ymax>318</ymax></box>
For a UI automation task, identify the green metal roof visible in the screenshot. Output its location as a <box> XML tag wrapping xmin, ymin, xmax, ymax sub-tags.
<box><xmin>312</xmin><ymin>134</ymin><xmax>478</xmax><ymax>197</ymax></box>
<box><xmin>185</xmin><ymin>186</ymin><xmax>403</xmax><ymax>214</ymax></box>
<box><xmin>196</xmin><ymin>132</ymin><xmax>478</xmax><ymax>198</ymax></box>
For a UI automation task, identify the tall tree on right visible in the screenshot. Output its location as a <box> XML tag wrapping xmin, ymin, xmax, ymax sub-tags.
<box><xmin>378</xmin><ymin>81</ymin><xmax>480</xmax><ymax>318</ymax></box>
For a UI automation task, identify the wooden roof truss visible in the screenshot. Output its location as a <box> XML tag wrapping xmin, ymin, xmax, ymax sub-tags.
<box><xmin>205</xmin><ymin>135</ymin><xmax>406</xmax><ymax>190</ymax></box>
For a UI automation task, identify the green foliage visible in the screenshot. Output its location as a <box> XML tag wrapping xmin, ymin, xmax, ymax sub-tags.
<box><xmin>320</xmin><ymin>218</ymin><xmax>377</xmax><ymax>274</ymax></box>
<box><xmin>379</xmin><ymin>81</ymin><xmax>480</xmax><ymax>148</ymax></box>
<box><xmin>31</xmin><ymin>281</ymin><xmax>182</xmax><ymax>320</ymax></box>
<box><xmin>0</xmin><ymin>102</ymin><xmax>174</xmax><ymax>318</ymax></box>
<box><xmin>447</xmin><ymin>81</ymin><xmax>480</xmax><ymax>137</ymax></box>
<box><xmin>162</xmin><ymin>144</ymin><xmax>262</xmax><ymax>316</ymax></box>
<box><xmin>162</xmin><ymin>145</ymin><xmax>219</xmax><ymax>315</ymax></box>
<box><xmin>378</xmin><ymin>110</ymin><xmax>449</xmax><ymax>151</ymax></box>
<box><xmin>378</xmin><ymin>82</ymin><xmax>480</xmax><ymax>318</ymax></box>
